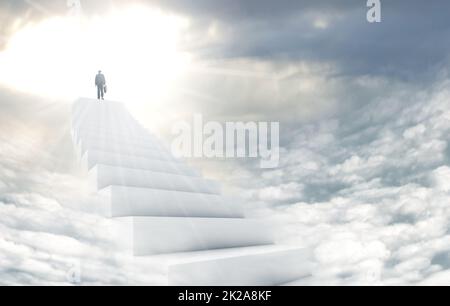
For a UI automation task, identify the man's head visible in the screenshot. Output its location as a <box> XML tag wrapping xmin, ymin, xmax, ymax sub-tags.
<box><xmin>98</xmin><ymin>70</ymin><xmax>102</xmax><ymax>74</ymax></box>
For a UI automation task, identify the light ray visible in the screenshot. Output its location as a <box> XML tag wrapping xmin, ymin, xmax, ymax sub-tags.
<box><xmin>0</xmin><ymin>6</ymin><xmax>191</xmax><ymax>106</ymax></box>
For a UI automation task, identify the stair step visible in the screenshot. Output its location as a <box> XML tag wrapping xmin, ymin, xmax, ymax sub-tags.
<box><xmin>78</xmin><ymin>140</ymin><xmax>166</xmax><ymax>160</ymax></box>
<box><xmin>73</xmin><ymin>122</ymin><xmax>144</xmax><ymax>138</ymax></box>
<box><xmin>73</xmin><ymin>130</ymin><xmax>155</xmax><ymax>149</ymax></box>
<box><xmin>166</xmin><ymin>245</ymin><xmax>313</xmax><ymax>286</ymax></box>
<box><xmin>73</xmin><ymin>126</ymin><xmax>151</xmax><ymax>142</ymax></box>
<box><xmin>99</xmin><ymin>185</ymin><xmax>244</xmax><ymax>218</ymax></box>
<box><xmin>73</xmin><ymin>130</ymin><xmax>162</xmax><ymax>148</ymax></box>
<box><xmin>112</xmin><ymin>217</ymin><xmax>273</xmax><ymax>255</ymax></box>
<box><xmin>82</xmin><ymin>149</ymin><xmax>194</xmax><ymax>176</ymax></box>
<box><xmin>72</xmin><ymin>99</ymin><xmax>132</xmax><ymax>124</ymax></box>
<box><xmin>79</xmin><ymin>144</ymin><xmax>175</xmax><ymax>162</ymax></box>
<box><xmin>74</xmin><ymin>120</ymin><xmax>147</xmax><ymax>133</ymax></box>
<box><xmin>72</xmin><ymin>115</ymin><xmax>139</xmax><ymax>131</ymax></box>
<box><xmin>77</xmin><ymin>135</ymin><xmax>164</xmax><ymax>153</ymax></box>
<box><xmin>89</xmin><ymin>164</ymin><xmax>220</xmax><ymax>194</ymax></box>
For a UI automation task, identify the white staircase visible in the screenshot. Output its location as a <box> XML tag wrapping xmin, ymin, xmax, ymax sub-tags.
<box><xmin>72</xmin><ymin>98</ymin><xmax>312</xmax><ymax>285</ymax></box>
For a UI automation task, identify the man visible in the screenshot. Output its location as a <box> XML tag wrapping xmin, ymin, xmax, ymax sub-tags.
<box><xmin>95</xmin><ymin>70</ymin><xmax>106</xmax><ymax>100</ymax></box>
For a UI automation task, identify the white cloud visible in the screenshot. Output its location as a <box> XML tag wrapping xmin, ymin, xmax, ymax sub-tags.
<box><xmin>2</xmin><ymin>56</ymin><xmax>450</xmax><ymax>285</ymax></box>
<box><xmin>229</xmin><ymin>78</ymin><xmax>450</xmax><ymax>285</ymax></box>
<box><xmin>0</xmin><ymin>100</ymin><xmax>166</xmax><ymax>285</ymax></box>
<box><xmin>430</xmin><ymin>166</ymin><xmax>450</xmax><ymax>192</ymax></box>
<box><xmin>0</xmin><ymin>188</ymin><xmax>167</xmax><ymax>285</ymax></box>
<box><xmin>257</xmin><ymin>182</ymin><xmax>304</xmax><ymax>203</ymax></box>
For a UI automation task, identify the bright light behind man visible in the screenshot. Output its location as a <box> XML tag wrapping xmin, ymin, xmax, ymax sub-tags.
<box><xmin>0</xmin><ymin>6</ymin><xmax>191</xmax><ymax>104</ymax></box>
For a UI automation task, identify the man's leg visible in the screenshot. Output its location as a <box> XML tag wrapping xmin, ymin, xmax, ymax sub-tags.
<box><xmin>97</xmin><ymin>86</ymin><xmax>101</xmax><ymax>100</ymax></box>
<box><xmin>101</xmin><ymin>86</ymin><xmax>104</xmax><ymax>99</ymax></box>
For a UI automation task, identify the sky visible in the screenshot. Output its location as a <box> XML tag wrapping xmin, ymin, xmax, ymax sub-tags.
<box><xmin>2</xmin><ymin>0</ymin><xmax>450</xmax><ymax>285</ymax></box>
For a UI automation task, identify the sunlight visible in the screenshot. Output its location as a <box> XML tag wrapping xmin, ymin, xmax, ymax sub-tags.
<box><xmin>0</xmin><ymin>6</ymin><xmax>191</xmax><ymax>104</ymax></box>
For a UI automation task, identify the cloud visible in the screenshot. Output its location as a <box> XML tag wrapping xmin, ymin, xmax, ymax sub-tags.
<box><xmin>0</xmin><ymin>88</ymin><xmax>166</xmax><ymax>285</ymax></box>
<box><xmin>0</xmin><ymin>192</ymin><xmax>167</xmax><ymax>285</ymax></box>
<box><xmin>2</xmin><ymin>0</ymin><xmax>450</xmax><ymax>285</ymax></box>
<box><xmin>0</xmin><ymin>186</ymin><xmax>168</xmax><ymax>285</ymax></box>
<box><xmin>430</xmin><ymin>166</ymin><xmax>450</xmax><ymax>192</ymax></box>
<box><xmin>1</xmin><ymin>58</ymin><xmax>450</xmax><ymax>285</ymax></box>
<box><xmin>225</xmin><ymin>77</ymin><xmax>450</xmax><ymax>285</ymax></box>
<box><xmin>157</xmin><ymin>0</ymin><xmax>450</xmax><ymax>81</ymax></box>
<box><xmin>3</xmin><ymin>1</ymin><xmax>450</xmax><ymax>81</ymax></box>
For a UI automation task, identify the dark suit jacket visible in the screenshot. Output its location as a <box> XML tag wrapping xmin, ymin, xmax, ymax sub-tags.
<box><xmin>95</xmin><ymin>74</ymin><xmax>106</xmax><ymax>87</ymax></box>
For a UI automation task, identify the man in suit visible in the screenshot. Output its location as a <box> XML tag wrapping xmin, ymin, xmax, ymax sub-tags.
<box><xmin>95</xmin><ymin>71</ymin><xmax>106</xmax><ymax>100</ymax></box>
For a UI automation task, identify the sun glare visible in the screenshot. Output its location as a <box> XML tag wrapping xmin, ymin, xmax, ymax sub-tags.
<box><xmin>0</xmin><ymin>6</ymin><xmax>191</xmax><ymax>104</ymax></box>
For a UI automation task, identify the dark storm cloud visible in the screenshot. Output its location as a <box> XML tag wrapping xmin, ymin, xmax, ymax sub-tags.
<box><xmin>149</xmin><ymin>0</ymin><xmax>450</xmax><ymax>80</ymax></box>
<box><xmin>147</xmin><ymin>0</ymin><xmax>356</xmax><ymax>19</ymax></box>
<box><xmin>2</xmin><ymin>1</ymin><xmax>450</xmax><ymax>79</ymax></box>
